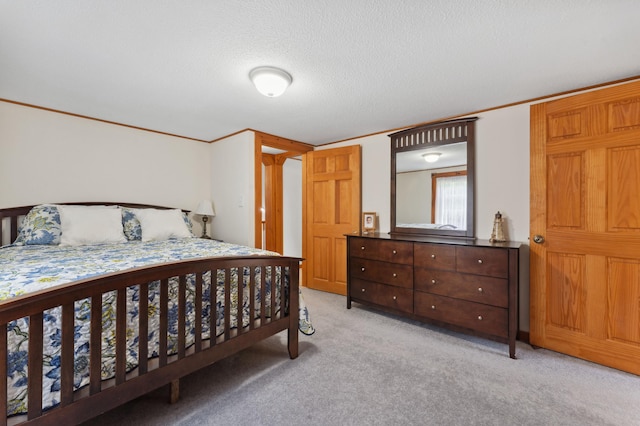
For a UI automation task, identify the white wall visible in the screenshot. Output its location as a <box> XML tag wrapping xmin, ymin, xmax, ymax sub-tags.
<box><xmin>0</xmin><ymin>102</ymin><xmax>211</xmax><ymax>212</ymax></box>
<box><xmin>474</xmin><ymin>105</ymin><xmax>531</xmax><ymax>242</ymax></box>
<box><xmin>319</xmin><ymin>105</ymin><xmax>532</xmax><ymax>330</ymax></box>
<box><xmin>396</xmin><ymin>170</ymin><xmax>431</xmax><ymax>224</ymax></box>
<box><xmin>283</xmin><ymin>158</ymin><xmax>302</xmax><ymax>257</ymax></box>
<box><xmin>209</xmin><ymin>131</ymin><xmax>255</xmax><ymax>246</ymax></box>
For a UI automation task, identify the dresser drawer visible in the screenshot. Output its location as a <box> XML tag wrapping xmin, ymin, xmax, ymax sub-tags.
<box><xmin>350</xmin><ymin>278</ymin><xmax>413</xmax><ymax>313</ymax></box>
<box><xmin>414</xmin><ymin>243</ymin><xmax>456</xmax><ymax>271</ymax></box>
<box><xmin>414</xmin><ymin>269</ymin><xmax>508</xmax><ymax>307</ymax></box>
<box><xmin>350</xmin><ymin>258</ymin><xmax>413</xmax><ymax>289</ymax></box>
<box><xmin>456</xmin><ymin>246</ymin><xmax>508</xmax><ymax>278</ymax></box>
<box><xmin>414</xmin><ymin>292</ymin><xmax>508</xmax><ymax>337</ymax></box>
<box><xmin>349</xmin><ymin>238</ymin><xmax>413</xmax><ymax>264</ymax></box>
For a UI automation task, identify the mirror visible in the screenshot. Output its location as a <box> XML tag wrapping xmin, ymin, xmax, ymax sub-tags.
<box><xmin>390</xmin><ymin>118</ymin><xmax>476</xmax><ymax>238</ymax></box>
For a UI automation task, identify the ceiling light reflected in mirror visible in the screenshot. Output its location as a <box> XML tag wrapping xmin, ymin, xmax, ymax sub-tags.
<box><xmin>422</xmin><ymin>152</ymin><xmax>441</xmax><ymax>163</ymax></box>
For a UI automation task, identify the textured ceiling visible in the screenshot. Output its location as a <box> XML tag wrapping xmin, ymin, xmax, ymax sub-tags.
<box><xmin>1</xmin><ymin>1</ymin><xmax>639</xmax><ymax>146</ymax></box>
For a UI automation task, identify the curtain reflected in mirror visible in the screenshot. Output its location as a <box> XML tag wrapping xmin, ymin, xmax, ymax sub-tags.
<box><xmin>434</xmin><ymin>171</ymin><xmax>466</xmax><ymax>229</ymax></box>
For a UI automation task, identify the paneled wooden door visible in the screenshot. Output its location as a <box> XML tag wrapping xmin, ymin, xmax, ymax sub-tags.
<box><xmin>303</xmin><ymin>145</ymin><xmax>361</xmax><ymax>295</ymax></box>
<box><xmin>530</xmin><ymin>80</ymin><xmax>640</xmax><ymax>375</ymax></box>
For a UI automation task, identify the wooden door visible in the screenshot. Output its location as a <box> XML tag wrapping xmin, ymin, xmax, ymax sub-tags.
<box><xmin>262</xmin><ymin>153</ymin><xmax>286</xmax><ymax>254</ymax></box>
<box><xmin>303</xmin><ymin>145</ymin><xmax>361</xmax><ymax>295</ymax></box>
<box><xmin>530</xmin><ymin>80</ymin><xmax>640</xmax><ymax>375</ymax></box>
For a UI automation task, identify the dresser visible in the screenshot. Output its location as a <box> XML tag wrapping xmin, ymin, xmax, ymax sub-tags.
<box><xmin>346</xmin><ymin>233</ymin><xmax>521</xmax><ymax>358</ymax></box>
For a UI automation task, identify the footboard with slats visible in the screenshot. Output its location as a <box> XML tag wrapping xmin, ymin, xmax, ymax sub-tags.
<box><xmin>0</xmin><ymin>204</ymin><xmax>300</xmax><ymax>425</ymax></box>
<box><xmin>0</xmin><ymin>255</ymin><xmax>300</xmax><ymax>426</ymax></box>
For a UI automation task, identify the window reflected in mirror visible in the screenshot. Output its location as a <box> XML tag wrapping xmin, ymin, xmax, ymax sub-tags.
<box><xmin>433</xmin><ymin>171</ymin><xmax>466</xmax><ymax>229</ymax></box>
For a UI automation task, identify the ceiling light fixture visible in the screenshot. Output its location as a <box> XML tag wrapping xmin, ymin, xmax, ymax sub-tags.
<box><xmin>249</xmin><ymin>66</ymin><xmax>292</xmax><ymax>97</ymax></box>
<box><xmin>422</xmin><ymin>152</ymin><xmax>441</xmax><ymax>163</ymax></box>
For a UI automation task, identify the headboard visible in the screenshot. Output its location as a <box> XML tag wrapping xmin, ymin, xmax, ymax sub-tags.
<box><xmin>0</xmin><ymin>202</ymin><xmax>188</xmax><ymax>246</ymax></box>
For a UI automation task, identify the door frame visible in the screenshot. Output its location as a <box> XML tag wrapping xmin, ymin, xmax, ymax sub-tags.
<box><xmin>253</xmin><ymin>131</ymin><xmax>313</xmax><ymax>252</ymax></box>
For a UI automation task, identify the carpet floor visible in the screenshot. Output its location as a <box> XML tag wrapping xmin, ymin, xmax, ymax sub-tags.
<box><xmin>85</xmin><ymin>288</ymin><xmax>639</xmax><ymax>426</ymax></box>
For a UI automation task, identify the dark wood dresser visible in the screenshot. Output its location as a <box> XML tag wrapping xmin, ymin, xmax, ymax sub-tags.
<box><xmin>346</xmin><ymin>233</ymin><xmax>521</xmax><ymax>358</ymax></box>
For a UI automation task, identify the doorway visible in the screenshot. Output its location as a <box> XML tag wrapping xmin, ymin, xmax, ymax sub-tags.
<box><xmin>254</xmin><ymin>132</ymin><xmax>312</xmax><ymax>255</ymax></box>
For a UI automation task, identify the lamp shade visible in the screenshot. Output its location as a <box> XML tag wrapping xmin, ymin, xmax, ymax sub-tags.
<box><xmin>249</xmin><ymin>66</ymin><xmax>292</xmax><ymax>97</ymax></box>
<box><xmin>194</xmin><ymin>200</ymin><xmax>215</xmax><ymax>217</ymax></box>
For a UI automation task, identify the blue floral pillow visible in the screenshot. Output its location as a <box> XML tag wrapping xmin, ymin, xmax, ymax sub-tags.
<box><xmin>13</xmin><ymin>204</ymin><xmax>62</xmax><ymax>245</ymax></box>
<box><xmin>183</xmin><ymin>212</ymin><xmax>194</xmax><ymax>236</ymax></box>
<box><xmin>121</xmin><ymin>208</ymin><xmax>142</xmax><ymax>241</ymax></box>
<box><xmin>121</xmin><ymin>208</ymin><xmax>194</xmax><ymax>241</ymax></box>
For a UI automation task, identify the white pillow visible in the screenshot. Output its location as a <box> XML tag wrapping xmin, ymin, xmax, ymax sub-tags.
<box><xmin>135</xmin><ymin>208</ymin><xmax>192</xmax><ymax>241</ymax></box>
<box><xmin>58</xmin><ymin>205</ymin><xmax>126</xmax><ymax>246</ymax></box>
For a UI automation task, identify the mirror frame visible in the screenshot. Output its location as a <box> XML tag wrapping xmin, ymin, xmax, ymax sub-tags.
<box><xmin>390</xmin><ymin>117</ymin><xmax>477</xmax><ymax>239</ymax></box>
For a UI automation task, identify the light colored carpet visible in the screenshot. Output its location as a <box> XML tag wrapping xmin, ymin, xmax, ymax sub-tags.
<box><xmin>86</xmin><ymin>288</ymin><xmax>639</xmax><ymax>426</ymax></box>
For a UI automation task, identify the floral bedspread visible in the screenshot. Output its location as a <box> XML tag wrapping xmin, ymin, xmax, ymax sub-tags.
<box><xmin>0</xmin><ymin>239</ymin><xmax>314</xmax><ymax>416</ymax></box>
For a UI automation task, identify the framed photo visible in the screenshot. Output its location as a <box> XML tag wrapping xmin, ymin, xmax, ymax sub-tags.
<box><xmin>362</xmin><ymin>212</ymin><xmax>377</xmax><ymax>232</ymax></box>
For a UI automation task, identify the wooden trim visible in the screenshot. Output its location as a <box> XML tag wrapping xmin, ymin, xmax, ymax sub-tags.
<box><xmin>279</xmin><ymin>151</ymin><xmax>304</xmax><ymax>159</ymax></box>
<box><xmin>0</xmin><ymin>98</ymin><xmax>209</xmax><ymax>143</ymax></box>
<box><xmin>316</xmin><ymin>75</ymin><xmax>640</xmax><ymax>147</ymax></box>
<box><xmin>209</xmin><ymin>128</ymin><xmax>253</xmax><ymax>143</ymax></box>
<box><xmin>301</xmin><ymin>153</ymin><xmax>308</xmax><ymax>286</ymax></box>
<box><xmin>517</xmin><ymin>331</ymin><xmax>530</xmax><ymax>345</ymax></box>
<box><xmin>254</xmin><ymin>136</ymin><xmax>262</xmax><ymax>248</ymax></box>
<box><xmin>529</xmin><ymin>102</ymin><xmax>547</xmax><ymax>346</ymax></box>
<box><xmin>254</xmin><ymin>130</ymin><xmax>314</xmax><ymax>152</ymax></box>
<box><xmin>5</xmin><ymin>76</ymin><xmax>640</xmax><ymax>149</ymax></box>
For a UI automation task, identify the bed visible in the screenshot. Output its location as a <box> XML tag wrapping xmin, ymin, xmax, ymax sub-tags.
<box><xmin>0</xmin><ymin>202</ymin><xmax>313</xmax><ymax>425</ymax></box>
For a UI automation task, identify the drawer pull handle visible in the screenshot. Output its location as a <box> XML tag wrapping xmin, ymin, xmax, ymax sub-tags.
<box><xmin>393</xmin><ymin>296</ymin><xmax>397</xmax><ymax>300</ymax></box>
<box><xmin>477</xmin><ymin>315</ymin><xmax>483</xmax><ymax>321</ymax></box>
<box><xmin>393</xmin><ymin>273</ymin><xmax>397</xmax><ymax>278</ymax></box>
<box><xmin>431</xmin><ymin>254</ymin><xmax>436</xmax><ymax>259</ymax></box>
<box><xmin>431</xmin><ymin>279</ymin><xmax>436</xmax><ymax>284</ymax></box>
<box><xmin>431</xmin><ymin>305</ymin><xmax>436</xmax><ymax>310</ymax></box>
<box><xmin>477</xmin><ymin>259</ymin><xmax>483</xmax><ymax>264</ymax></box>
<box><xmin>361</xmin><ymin>288</ymin><xmax>366</xmax><ymax>292</ymax></box>
<box><xmin>392</xmin><ymin>250</ymin><xmax>397</xmax><ymax>254</ymax></box>
<box><xmin>361</xmin><ymin>267</ymin><xmax>366</xmax><ymax>272</ymax></box>
<box><xmin>478</xmin><ymin>287</ymin><xmax>483</xmax><ymax>293</ymax></box>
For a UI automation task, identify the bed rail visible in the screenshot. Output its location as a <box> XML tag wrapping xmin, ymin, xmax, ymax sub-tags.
<box><xmin>0</xmin><ymin>206</ymin><xmax>31</xmax><ymax>246</ymax></box>
<box><xmin>0</xmin><ymin>255</ymin><xmax>300</xmax><ymax>425</ymax></box>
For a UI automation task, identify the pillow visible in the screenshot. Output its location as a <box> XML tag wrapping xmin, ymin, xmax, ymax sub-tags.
<box><xmin>13</xmin><ymin>204</ymin><xmax>61</xmax><ymax>245</ymax></box>
<box><xmin>134</xmin><ymin>208</ymin><xmax>193</xmax><ymax>241</ymax></box>
<box><xmin>122</xmin><ymin>207</ymin><xmax>194</xmax><ymax>241</ymax></box>
<box><xmin>121</xmin><ymin>208</ymin><xmax>143</xmax><ymax>241</ymax></box>
<box><xmin>58</xmin><ymin>205</ymin><xmax>126</xmax><ymax>246</ymax></box>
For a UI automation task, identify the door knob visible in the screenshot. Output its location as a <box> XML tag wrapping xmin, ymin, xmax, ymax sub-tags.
<box><xmin>533</xmin><ymin>235</ymin><xmax>545</xmax><ymax>244</ymax></box>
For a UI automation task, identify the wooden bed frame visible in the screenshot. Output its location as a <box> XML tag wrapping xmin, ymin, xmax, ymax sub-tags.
<box><xmin>0</xmin><ymin>203</ymin><xmax>301</xmax><ymax>425</ymax></box>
